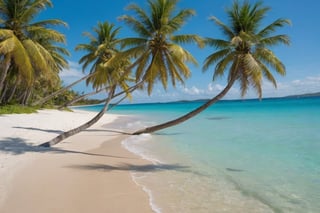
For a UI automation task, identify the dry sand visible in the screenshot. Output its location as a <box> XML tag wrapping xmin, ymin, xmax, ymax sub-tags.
<box><xmin>0</xmin><ymin>109</ymin><xmax>153</xmax><ymax>213</ymax></box>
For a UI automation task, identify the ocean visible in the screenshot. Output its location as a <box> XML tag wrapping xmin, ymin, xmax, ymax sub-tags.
<box><xmin>76</xmin><ymin>96</ymin><xmax>320</xmax><ymax>213</ymax></box>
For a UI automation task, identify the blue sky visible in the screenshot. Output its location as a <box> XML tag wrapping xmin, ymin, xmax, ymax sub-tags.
<box><xmin>42</xmin><ymin>0</ymin><xmax>320</xmax><ymax>103</ymax></box>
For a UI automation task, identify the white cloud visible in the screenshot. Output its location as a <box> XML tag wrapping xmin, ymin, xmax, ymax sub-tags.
<box><xmin>63</xmin><ymin>69</ymin><xmax>320</xmax><ymax>103</ymax></box>
<box><xmin>59</xmin><ymin>61</ymin><xmax>86</xmax><ymax>85</ymax></box>
<box><xmin>244</xmin><ymin>74</ymin><xmax>320</xmax><ymax>98</ymax></box>
<box><xmin>154</xmin><ymin>74</ymin><xmax>320</xmax><ymax>102</ymax></box>
<box><xmin>59</xmin><ymin>61</ymin><xmax>84</xmax><ymax>78</ymax></box>
<box><xmin>59</xmin><ymin>69</ymin><xmax>84</xmax><ymax>78</ymax></box>
<box><xmin>179</xmin><ymin>83</ymin><xmax>239</xmax><ymax>99</ymax></box>
<box><xmin>208</xmin><ymin>83</ymin><xmax>224</xmax><ymax>92</ymax></box>
<box><xmin>281</xmin><ymin>75</ymin><xmax>320</xmax><ymax>94</ymax></box>
<box><xmin>182</xmin><ymin>86</ymin><xmax>203</xmax><ymax>95</ymax></box>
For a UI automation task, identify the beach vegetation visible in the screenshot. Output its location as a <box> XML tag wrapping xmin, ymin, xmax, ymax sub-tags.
<box><xmin>0</xmin><ymin>0</ymin><xmax>70</xmax><ymax>106</ymax></box>
<box><xmin>0</xmin><ymin>104</ymin><xmax>38</xmax><ymax>115</ymax></box>
<box><xmin>133</xmin><ymin>0</ymin><xmax>290</xmax><ymax>134</ymax></box>
<box><xmin>31</xmin><ymin>72</ymin><xmax>95</xmax><ymax>107</ymax></box>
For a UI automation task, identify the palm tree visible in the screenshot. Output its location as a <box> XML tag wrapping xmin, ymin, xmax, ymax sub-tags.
<box><xmin>118</xmin><ymin>0</ymin><xmax>203</xmax><ymax>94</ymax></box>
<box><xmin>0</xmin><ymin>0</ymin><xmax>69</xmax><ymax>104</ymax></box>
<box><xmin>57</xmin><ymin>85</ymin><xmax>108</xmax><ymax>109</ymax></box>
<box><xmin>40</xmin><ymin>21</ymin><xmax>132</xmax><ymax>147</ymax></box>
<box><xmin>133</xmin><ymin>0</ymin><xmax>290</xmax><ymax>134</ymax></box>
<box><xmin>31</xmin><ymin>72</ymin><xmax>95</xmax><ymax>106</ymax></box>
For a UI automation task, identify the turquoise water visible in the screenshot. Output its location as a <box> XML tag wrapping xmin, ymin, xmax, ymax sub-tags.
<box><xmin>77</xmin><ymin>97</ymin><xmax>320</xmax><ymax>212</ymax></box>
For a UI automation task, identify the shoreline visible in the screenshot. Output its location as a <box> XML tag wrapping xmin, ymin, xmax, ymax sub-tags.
<box><xmin>0</xmin><ymin>109</ymin><xmax>154</xmax><ymax>213</ymax></box>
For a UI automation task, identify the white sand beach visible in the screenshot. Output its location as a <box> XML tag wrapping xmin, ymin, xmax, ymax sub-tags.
<box><xmin>0</xmin><ymin>109</ymin><xmax>153</xmax><ymax>213</ymax></box>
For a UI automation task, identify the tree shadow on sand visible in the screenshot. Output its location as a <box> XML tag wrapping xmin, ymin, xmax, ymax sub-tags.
<box><xmin>0</xmin><ymin>137</ymin><xmax>134</xmax><ymax>159</ymax></box>
<box><xmin>13</xmin><ymin>126</ymin><xmax>64</xmax><ymax>134</ymax></box>
<box><xmin>13</xmin><ymin>125</ymin><xmax>131</xmax><ymax>136</ymax></box>
<box><xmin>67</xmin><ymin>163</ymin><xmax>196</xmax><ymax>174</ymax></box>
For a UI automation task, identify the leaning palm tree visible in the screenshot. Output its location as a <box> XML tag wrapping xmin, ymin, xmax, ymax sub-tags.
<box><xmin>57</xmin><ymin>85</ymin><xmax>108</xmax><ymax>109</ymax></box>
<box><xmin>118</xmin><ymin>0</ymin><xmax>203</xmax><ymax>95</ymax></box>
<box><xmin>31</xmin><ymin>72</ymin><xmax>95</xmax><ymax>106</ymax></box>
<box><xmin>0</xmin><ymin>0</ymin><xmax>69</xmax><ymax>104</ymax></box>
<box><xmin>40</xmin><ymin>21</ymin><xmax>132</xmax><ymax>147</ymax></box>
<box><xmin>133</xmin><ymin>0</ymin><xmax>290</xmax><ymax>134</ymax></box>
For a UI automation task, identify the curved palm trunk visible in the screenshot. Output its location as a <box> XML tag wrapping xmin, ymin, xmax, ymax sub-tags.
<box><xmin>93</xmin><ymin>81</ymin><xmax>144</xmax><ymax>106</ymax></box>
<box><xmin>6</xmin><ymin>83</ymin><xmax>17</xmax><ymax>103</ymax></box>
<box><xmin>0</xmin><ymin>69</ymin><xmax>8</xmax><ymax>96</ymax></box>
<box><xmin>0</xmin><ymin>56</ymin><xmax>11</xmax><ymax>96</ymax></box>
<box><xmin>57</xmin><ymin>85</ymin><xmax>109</xmax><ymax>110</ymax></box>
<box><xmin>132</xmin><ymin>77</ymin><xmax>236</xmax><ymax>135</ymax></box>
<box><xmin>0</xmin><ymin>82</ymin><xmax>8</xmax><ymax>104</ymax></box>
<box><xmin>109</xmin><ymin>94</ymin><xmax>128</xmax><ymax>111</ymax></box>
<box><xmin>39</xmin><ymin>86</ymin><xmax>116</xmax><ymax>147</ymax></box>
<box><xmin>21</xmin><ymin>87</ymin><xmax>32</xmax><ymax>105</ymax></box>
<box><xmin>113</xmin><ymin>80</ymin><xmax>144</xmax><ymax>99</ymax></box>
<box><xmin>32</xmin><ymin>72</ymin><xmax>95</xmax><ymax>106</ymax></box>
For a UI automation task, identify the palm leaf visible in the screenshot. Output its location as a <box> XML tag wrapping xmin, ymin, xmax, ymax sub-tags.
<box><xmin>203</xmin><ymin>49</ymin><xmax>231</xmax><ymax>72</ymax></box>
<box><xmin>258</xmin><ymin>18</ymin><xmax>291</xmax><ymax>38</ymax></box>
<box><xmin>171</xmin><ymin>34</ymin><xmax>204</xmax><ymax>48</ymax></box>
<box><xmin>209</xmin><ymin>16</ymin><xmax>234</xmax><ymax>39</ymax></box>
<box><xmin>259</xmin><ymin>34</ymin><xmax>290</xmax><ymax>46</ymax></box>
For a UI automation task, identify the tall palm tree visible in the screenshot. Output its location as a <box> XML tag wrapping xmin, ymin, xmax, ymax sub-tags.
<box><xmin>40</xmin><ymin>21</ymin><xmax>132</xmax><ymax>147</ymax></box>
<box><xmin>0</xmin><ymin>0</ymin><xmax>69</xmax><ymax>104</ymax></box>
<box><xmin>118</xmin><ymin>0</ymin><xmax>203</xmax><ymax>94</ymax></box>
<box><xmin>133</xmin><ymin>0</ymin><xmax>290</xmax><ymax>134</ymax></box>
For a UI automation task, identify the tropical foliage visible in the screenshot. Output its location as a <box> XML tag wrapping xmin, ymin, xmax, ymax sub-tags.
<box><xmin>133</xmin><ymin>0</ymin><xmax>290</xmax><ymax>134</ymax></box>
<box><xmin>118</xmin><ymin>0</ymin><xmax>203</xmax><ymax>94</ymax></box>
<box><xmin>0</xmin><ymin>0</ymin><xmax>291</xmax><ymax>144</ymax></box>
<box><xmin>203</xmin><ymin>0</ymin><xmax>290</xmax><ymax>98</ymax></box>
<box><xmin>76</xmin><ymin>21</ymin><xmax>132</xmax><ymax>94</ymax></box>
<box><xmin>0</xmin><ymin>0</ymin><xmax>69</xmax><ymax>105</ymax></box>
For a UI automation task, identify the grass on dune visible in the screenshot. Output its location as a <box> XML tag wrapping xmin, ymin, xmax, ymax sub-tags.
<box><xmin>0</xmin><ymin>105</ymin><xmax>39</xmax><ymax>115</ymax></box>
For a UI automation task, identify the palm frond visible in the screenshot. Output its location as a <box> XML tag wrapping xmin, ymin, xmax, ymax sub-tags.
<box><xmin>255</xmin><ymin>47</ymin><xmax>286</xmax><ymax>76</ymax></box>
<box><xmin>119</xmin><ymin>37</ymin><xmax>148</xmax><ymax>49</ymax></box>
<box><xmin>135</xmin><ymin>51</ymin><xmax>151</xmax><ymax>81</ymax></box>
<box><xmin>204</xmin><ymin>38</ymin><xmax>230</xmax><ymax>49</ymax></box>
<box><xmin>259</xmin><ymin>62</ymin><xmax>277</xmax><ymax>88</ymax></box>
<box><xmin>258</xmin><ymin>18</ymin><xmax>291</xmax><ymax>38</ymax></box>
<box><xmin>119</xmin><ymin>15</ymin><xmax>151</xmax><ymax>38</ymax></box>
<box><xmin>259</xmin><ymin>34</ymin><xmax>290</xmax><ymax>46</ymax></box>
<box><xmin>0</xmin><ymin>36</ymin><xmax>15</xmax><ymax>53</ymax></box>
<box><xmin>123</xmin><ymin>3</ymin><xmax>153</xmax><ymax>33</ymax></box>
<box><xmin>30</xmin><ymin>19</ymin><xmax>68</xmax><ymax>28</ymax></box>
<box><xmin>11</xmin><ymin>38</ymin><xmax>33</xmax><ymax>84</ymax></box>
<box><xmin>213</xmin><ymin>53</ymin><xmax>235</xmax><ymax>81</ymax></box>
<box><xmin>167</xmin><ymin>9</ymin><xmax>195</xmax><ymax>33</ymax></box>
<box><xmin>203</xmin><ymin>49</ymin><xmax>231</xmax><ymax>72</ymax></box>
<box><xmin>209</xmin><ymin>16</ymin><xmax>234</xmax><ymax>39</ymax></box>
<box><xmin>171</xmin><ymin>34</ymin><xmax>204</xmax><ymax>48</ymax></box>
<box><xmin>20</xmin><ymin>0</ymin><xmax>53</xmax><ymax>24</ymax></box>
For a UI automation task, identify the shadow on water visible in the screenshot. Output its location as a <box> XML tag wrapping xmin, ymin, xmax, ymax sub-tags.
<box><xmin>226</xmin><ymin>168</ymin><xmax>245</xmax><ymax>172</ymax></box>
<box><xmin>67</xmin><ymin>163</ymin><xmax>193</xmax><ymax>173</ymax></box>
<box><xmin>153</xmin><ymin>132</ymin><xmax>183</xmax><ymax>136</ymax></box>
<box><xmin>0</xmin><ymin>137</ymin><xmax>134</xmax><ymax>159</ymax></box>
<box><xmin>206</xmin><ymin>116</ymin><xmax>230</xmax><ymax>120</ymax></box>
